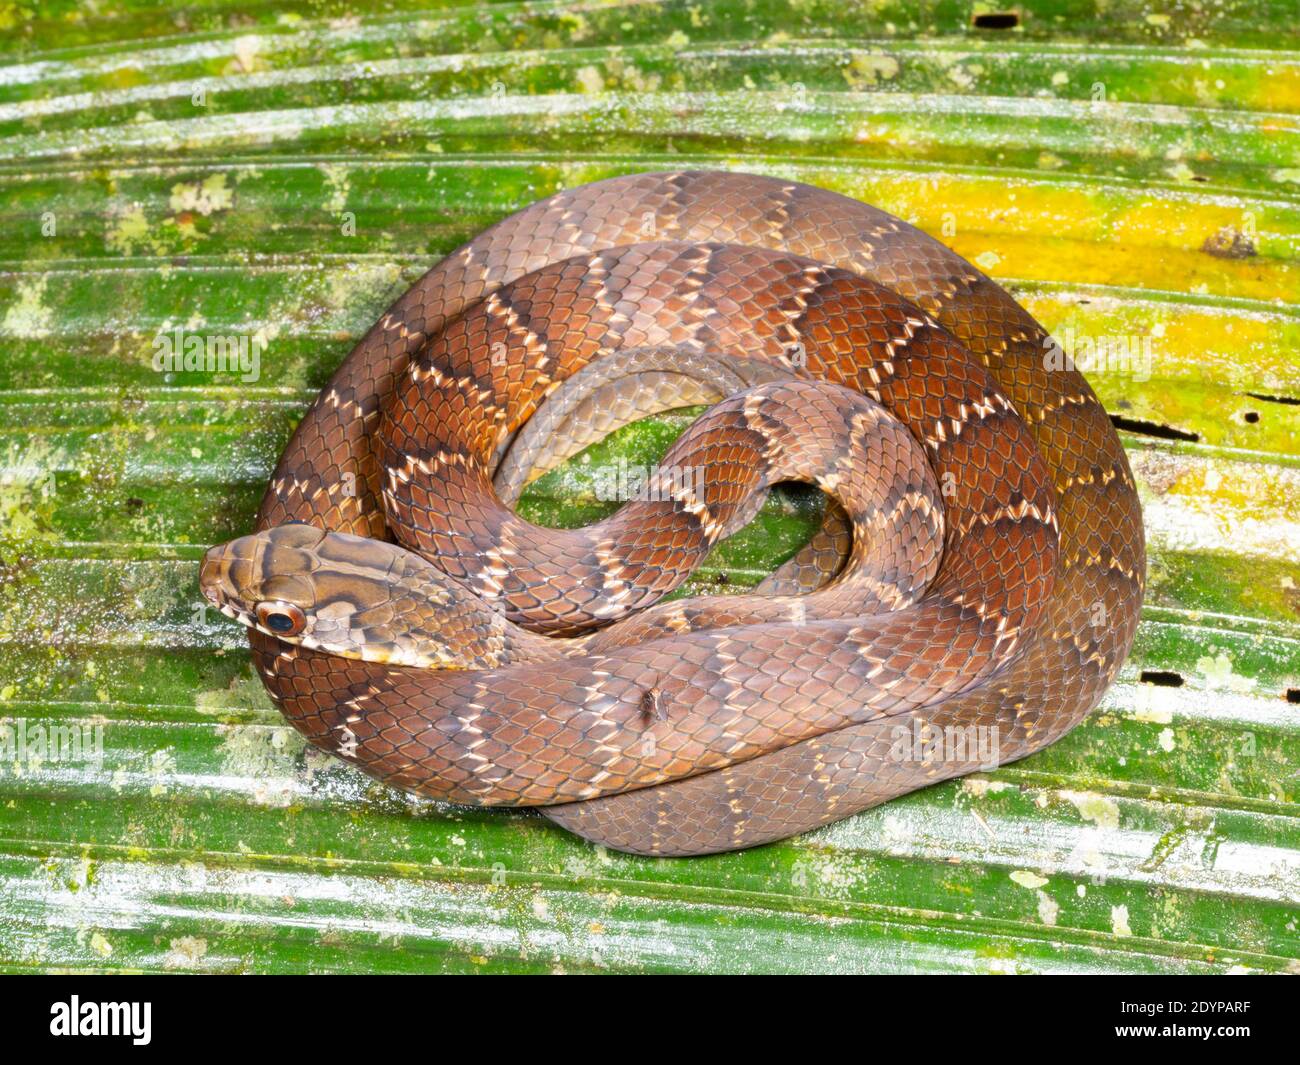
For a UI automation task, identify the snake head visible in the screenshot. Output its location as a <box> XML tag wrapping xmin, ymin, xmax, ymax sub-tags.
<box><xmin>199</xmin><ymin>523</ymin><xmax>527</xmax><ymax>670</ymax></box>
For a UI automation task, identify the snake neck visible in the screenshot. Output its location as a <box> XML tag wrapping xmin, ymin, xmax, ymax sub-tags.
<box><xmin>379</xmin><ymin>552</ymin><xmax>567</xmax><ymax>670</ymax></box>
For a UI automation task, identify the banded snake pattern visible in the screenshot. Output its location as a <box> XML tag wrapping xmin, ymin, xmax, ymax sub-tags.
<box><xmin>200</xmin><ymin>171</ymin><xmax>1145</xmax><ymax>856</ymax></box>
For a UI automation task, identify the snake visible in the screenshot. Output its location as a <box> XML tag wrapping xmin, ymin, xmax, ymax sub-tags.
<box><xmin>199</xmin><ymin>171</ymin><xmax>1145</xmax><ymax>857</ymax></box>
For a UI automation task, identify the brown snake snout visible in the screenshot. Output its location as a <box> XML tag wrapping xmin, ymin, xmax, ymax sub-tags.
<box><xmin>206</xmin><ymin>171</ymin><xmax>1144</xmax><ymax>856</ymax></box>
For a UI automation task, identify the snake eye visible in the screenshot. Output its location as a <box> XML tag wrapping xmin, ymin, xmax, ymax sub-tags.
<box><xmin>255</xmin><ymin>601</ymin><xmax>306</xmax><ymax>636</ymax></box>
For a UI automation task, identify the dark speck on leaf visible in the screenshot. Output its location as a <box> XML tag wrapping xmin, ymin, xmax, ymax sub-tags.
<box><xmin>1202</xmin><ymin>226</ymin><xmax>1257</xmax><ymax>260</ymax></box>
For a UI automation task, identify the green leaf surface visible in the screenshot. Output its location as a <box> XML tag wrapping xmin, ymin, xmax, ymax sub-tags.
<box><xmin>0</xmin><ymin>0</ymin><xmax>1297</xmax><ymax>973</ymax></box>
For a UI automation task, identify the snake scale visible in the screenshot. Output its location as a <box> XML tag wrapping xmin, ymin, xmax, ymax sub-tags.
<box><xmin>200</xmin><ymin>171</ymin><xmax>1145</xmax><ymax>856</ymax></box>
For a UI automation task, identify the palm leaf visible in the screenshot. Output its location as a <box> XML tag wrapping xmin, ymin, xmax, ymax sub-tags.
<box><xmin>0</xmin><ymin>0</ymin><xmax>1296</xmax><ymax>973</ymax></box>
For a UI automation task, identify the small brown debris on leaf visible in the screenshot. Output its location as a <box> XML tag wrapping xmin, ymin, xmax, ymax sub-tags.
<box><xmin>1202</xmin><ymin>226</ymin><xmax>1257</xmax><ymax>259</ymax></box>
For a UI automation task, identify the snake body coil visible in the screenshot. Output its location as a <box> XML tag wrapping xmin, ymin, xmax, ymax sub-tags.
<box><xmin>200</xmin><ymin>171</ymin><xmax>1144</xmax><ymax>856</ymax></box>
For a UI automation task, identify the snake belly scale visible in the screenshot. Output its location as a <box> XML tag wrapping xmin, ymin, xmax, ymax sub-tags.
<box><xmin>200</xmin><ymin>171</ymin><xmax>1144</xmax><ymax>857</ymax></box>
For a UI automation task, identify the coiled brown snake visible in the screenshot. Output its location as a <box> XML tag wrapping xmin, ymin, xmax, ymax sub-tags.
<box><xmin>201</xmin><ymin>171</ymin><xmax>1144</xmax><ymax>856</ymax></box>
